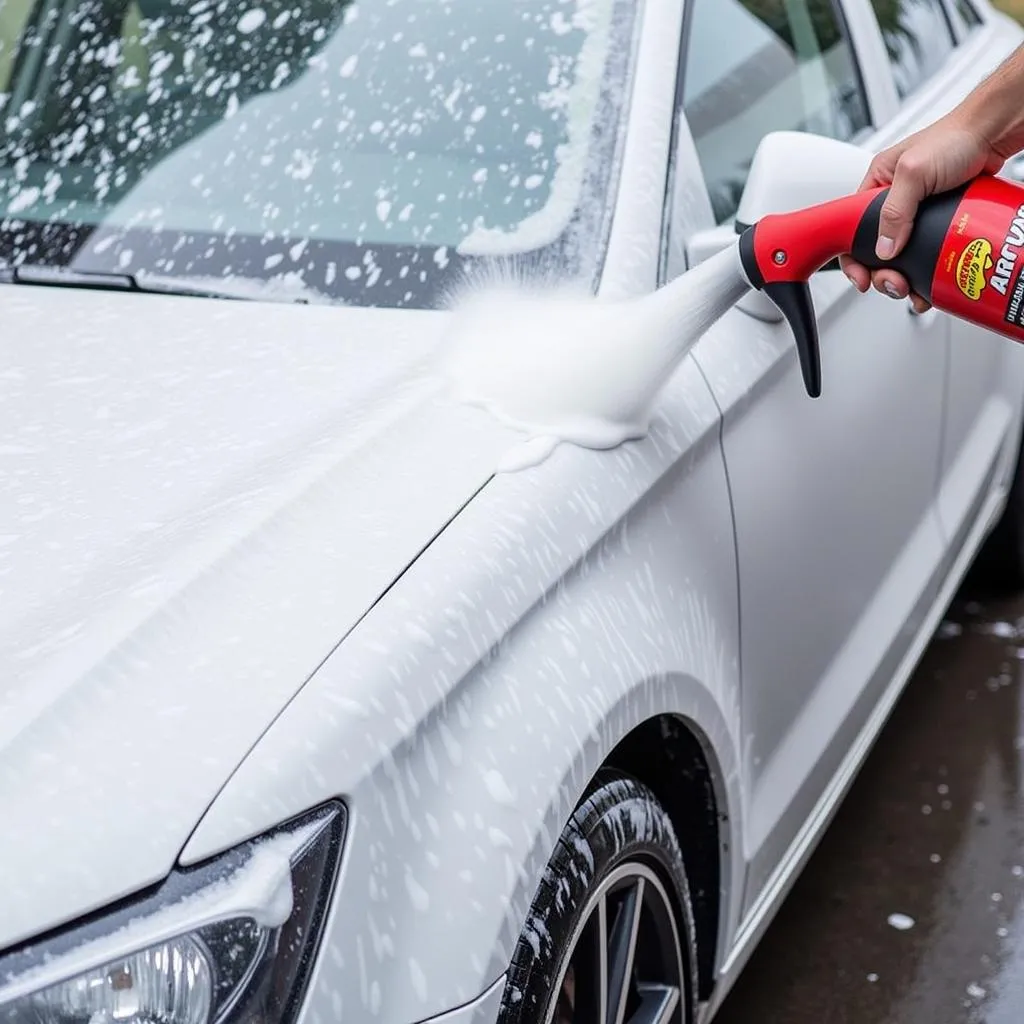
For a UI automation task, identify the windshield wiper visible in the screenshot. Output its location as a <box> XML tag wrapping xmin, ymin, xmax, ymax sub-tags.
<box><xmin>0</xmin><ymin>264</ymin><xmax>251</xmax><ymax>302</ymax></box>
<box><xmin>0</xmin><ymin>264</ymin><xmax>334</xmax><ymax>305</ymax></box>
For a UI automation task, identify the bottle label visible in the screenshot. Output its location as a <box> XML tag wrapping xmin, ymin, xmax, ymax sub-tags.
<box><xmin>932</xmin><ymin>175</ymin><xmax>1024</xmax><ymax>338</ymax></box>
<box><xmin>955</xmin><ymin>238</ymin><xmax>993</xmax><ymax>301</ymax></box>
<box><xmin>1004</xmin><ymin>264</ymin><xmax>1024</xmax><ymax>329</ymax></box>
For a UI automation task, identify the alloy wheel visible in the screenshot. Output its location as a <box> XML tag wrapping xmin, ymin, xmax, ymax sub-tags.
<box><xmin>547</xmin><ymin>861</ymin><xmax>686</xmax><ymax>1024</ymax></box>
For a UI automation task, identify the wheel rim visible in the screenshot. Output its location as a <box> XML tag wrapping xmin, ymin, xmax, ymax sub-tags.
<box><xmin>546</xmin><ymin>861</ymin><xmax>686</xmax><ymax>1024</ymax></box>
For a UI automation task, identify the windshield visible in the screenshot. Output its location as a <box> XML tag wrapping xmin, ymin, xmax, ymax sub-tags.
<box><xmin>0</xmin><ymin>0</ymin><xmax>631</xmax><ymax>305</ymax></box>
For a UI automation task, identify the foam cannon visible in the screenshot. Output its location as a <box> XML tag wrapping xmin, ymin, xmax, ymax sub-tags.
<box><xmin>733</xmin><ymin>134</ymin><xmax>1024</xmax><ymax>398</ymax></box>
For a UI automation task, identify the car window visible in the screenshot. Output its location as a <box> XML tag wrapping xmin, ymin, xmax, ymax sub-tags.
<box><xmin>682</xmin><ymin>0</ymin><xmax>869</xmax><ymax>225</ymax></box>
<box><xmin>0</xmin><ymin>0</ymin><xmax>635</xmax><ymax>307</ymax></box>
<box><xmin>953</xmin><ymin>0</ymin><xmax>983</xmax><ymax>31</ymax></box>
<box><xmin>869</xmin><ymin>0</ymin><xmax>955</xmax><ymax>99</ymax></box>
<box><xmin>0</xmin><ymin>0</ymin><xmax>32</xmax><ymax>93</ymax></box>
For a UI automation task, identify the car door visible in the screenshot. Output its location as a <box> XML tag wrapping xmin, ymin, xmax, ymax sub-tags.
<box><xmin>858</xmin><ymin>0</ymin><xmax>1024</xmax><ymax>555</ymax></box>
<box><xmin>664</xmin><ymin>0</ymin><xmax>949</xmax><ymax>914</ymax></box>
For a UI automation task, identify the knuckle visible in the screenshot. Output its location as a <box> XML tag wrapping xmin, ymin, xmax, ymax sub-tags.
<box><xmin>894</xmin><ymin>150</ymin><xmax>926</xmax><ymax>181</ymax></box>
<box><xmin>880</xmin><ymin>200</ymin><xmax>907</xmax><ymax>225</ymax></box>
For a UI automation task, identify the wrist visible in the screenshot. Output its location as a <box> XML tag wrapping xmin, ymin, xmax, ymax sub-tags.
<box><xmin>957</xmin><ymin>46</ymin><xmax>1024</xmax><ymax>158</ymax></box>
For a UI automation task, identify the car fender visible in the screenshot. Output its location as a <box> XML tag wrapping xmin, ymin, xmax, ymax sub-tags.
<box><xmin>183</xmin><ymin>364</ymin><xmax>744</xmax><ymax>1024</ymax></box>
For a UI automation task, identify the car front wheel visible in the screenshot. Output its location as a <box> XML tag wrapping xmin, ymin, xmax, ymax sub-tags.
<box><xmin>499</xmin><ymin>774</ymin><xmax>696</xmax><ymax>1024</ymax></box>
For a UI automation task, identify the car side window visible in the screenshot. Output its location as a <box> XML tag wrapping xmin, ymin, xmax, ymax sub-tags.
<box><xmin>953</xmin><ymin>0</ymin><xmax>983</xmax><ymax>31</ymax></box>
<box><xmin>868</xmin><ymin>0</ymin><xmax>955</xmax><ymax>99</ymax></box>
<box><xmin>682</xmin><ymin>0</ymin><xmax>870</xmax><ymax>225</ymax></box>
<box><xmin>0</xmin><ymin>0</ymin><xmax>32</xmax><ymax>94</ymax></box>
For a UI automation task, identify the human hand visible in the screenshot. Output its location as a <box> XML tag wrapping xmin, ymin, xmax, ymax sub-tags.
<box><xmin>839</xmin><ymin>114</ymin><xmax>1005</xmax><ymax>313</ymax></box>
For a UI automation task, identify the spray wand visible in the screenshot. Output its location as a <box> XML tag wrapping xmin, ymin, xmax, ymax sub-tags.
<box><xmin>443</xmin><ymin>169</ymin><xmax>1024</xmax><ymax>474</ymax></box>
<box><xmin>740</xmin><ymin>174</ymin><xmax>1024</xmax><ymax>398</ymax></box>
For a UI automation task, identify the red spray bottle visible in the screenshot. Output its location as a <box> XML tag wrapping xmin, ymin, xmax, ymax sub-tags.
<box><xmin>739</xmin><ymin>175</ymin><xmax>1024</xmax><ymax>398</ymax></box>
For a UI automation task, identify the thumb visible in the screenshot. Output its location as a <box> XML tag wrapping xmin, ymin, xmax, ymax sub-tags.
<box><xmin>875</xmin><ymin>153</ymin><xmax>928</xmax><ymax>260</ymax></box>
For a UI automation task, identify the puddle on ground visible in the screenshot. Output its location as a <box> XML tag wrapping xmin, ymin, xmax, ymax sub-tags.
<box><xmin>717</xmin><ymin>588</ymin><xmax>1024</xmax><ymax>1024</ymax></box>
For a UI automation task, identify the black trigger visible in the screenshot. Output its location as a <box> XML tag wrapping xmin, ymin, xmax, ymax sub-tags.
<box><xmin>762</xmin><ymin>280</ymin><xmax>822</xmax><ymax>398</ymax></box>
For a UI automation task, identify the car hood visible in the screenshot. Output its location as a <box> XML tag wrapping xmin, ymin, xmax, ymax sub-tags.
<box><xmin>0</xmin><ymin>284</ymin><xmax>514</xmax><ymax>951</ymax></box>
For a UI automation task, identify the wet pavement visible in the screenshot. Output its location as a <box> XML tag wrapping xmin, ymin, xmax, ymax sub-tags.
<box><xmin>716</xmin><ymin>576</ymin><xmax>1024</xmax><ymax>1024</ymax></box>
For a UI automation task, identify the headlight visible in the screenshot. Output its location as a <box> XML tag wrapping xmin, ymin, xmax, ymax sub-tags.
<box><xmin>0</xmin><ymin>804</ymin><xmax>344</xmax><ymax>1024</ymax></box>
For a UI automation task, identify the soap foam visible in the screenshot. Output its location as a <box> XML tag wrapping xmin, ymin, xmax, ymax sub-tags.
<box><xmin>442</xmin><ymin>242</ymin><xmax>749</xmax><ymax>470</ymax></box>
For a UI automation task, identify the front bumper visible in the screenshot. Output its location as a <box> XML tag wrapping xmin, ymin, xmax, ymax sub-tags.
<box><xmin>407</xmin><ymin>976</ymin><xmax>505</xmax><ymax>1024</ymax></box>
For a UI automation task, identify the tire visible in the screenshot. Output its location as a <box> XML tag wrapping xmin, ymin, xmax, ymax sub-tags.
<box><xmin>499</xmin><ymin>774</ymin><xmax>697</xmax><ymax>1024</ymax></box>
<box><xmin>977</xmin><ymin>429</ymin><xmax>1024</xmax><ymax>590</ymax></box>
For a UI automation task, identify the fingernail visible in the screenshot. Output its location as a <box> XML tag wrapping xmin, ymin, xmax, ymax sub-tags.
<box><xmin>876</xmin><ymin>236</ymin><xmax>896</xmax><ymax>260</ymax></box>
<box><xmin>883</xmin><ymin>282</ymin><xmax>900</xmax><ymax>299</ymax></box>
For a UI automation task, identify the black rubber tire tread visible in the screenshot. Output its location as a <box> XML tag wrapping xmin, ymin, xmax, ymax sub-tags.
<box><xmin>977</xmin><ymin>425</ymin><xmax>1024</xmax><ymax>591</ymax></box>
<box><xmin>498</xmin><ymin>773</ymin><xmax>697</xmax><ymax>1024</ymax></box>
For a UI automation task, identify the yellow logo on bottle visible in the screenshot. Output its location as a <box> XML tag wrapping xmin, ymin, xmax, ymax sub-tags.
<box><xmin>956</xmin><ymin>238</ymin><xmax>994</xmax><ymax>300</ymax></box>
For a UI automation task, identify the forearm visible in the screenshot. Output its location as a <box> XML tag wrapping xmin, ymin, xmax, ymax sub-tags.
<box><xmin>957</xmin><ymin>43</ymin><xmax>1024</xmax><ymax>158</ymax></box>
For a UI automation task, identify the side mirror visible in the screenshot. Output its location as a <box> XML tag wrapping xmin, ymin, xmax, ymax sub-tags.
<box><xmin>736</xmin><ymin>131</ymin><xmax>873</xmax><ymax>225</ymax></box>
<box><xmin>687</xmin><ymin>131</ymin><xmax>872</xmax><ymax>323</ymax></box>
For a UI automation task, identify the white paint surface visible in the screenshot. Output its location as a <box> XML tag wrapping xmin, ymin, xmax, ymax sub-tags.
<box><xmin>0</xmin><ymin>284</ymin><xmax>516</xmax><ymax>954</ymax></box>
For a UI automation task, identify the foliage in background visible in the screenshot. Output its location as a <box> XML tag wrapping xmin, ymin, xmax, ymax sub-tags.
<box><xmin>743</xmin><ymin>0</ymin><xmax>913</xmax><ymax>57</ymax></box>
<box><xmin>993</xmin><ymin>0</ymin><xmax>1024</xmax><ymax>21</ymax></box>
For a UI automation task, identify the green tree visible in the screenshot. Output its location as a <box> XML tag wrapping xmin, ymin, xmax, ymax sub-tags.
<box><xmin>742</xmin><ymin>0</ymin><xmax>915</xmax><ymax>59</ymax></box>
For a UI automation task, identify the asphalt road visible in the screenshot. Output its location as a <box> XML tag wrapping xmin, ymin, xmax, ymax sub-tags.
<box><xmin>716</xmin><ymin>573</ymin><xmax>1024</xmax><ymax>1024</ymax></box>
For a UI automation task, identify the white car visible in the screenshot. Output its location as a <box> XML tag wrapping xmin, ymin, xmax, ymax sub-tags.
<box><xmin>1</xmin><ymin>1</ymin><xmax>1023</xmax><ymax>1023</ymax></box>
